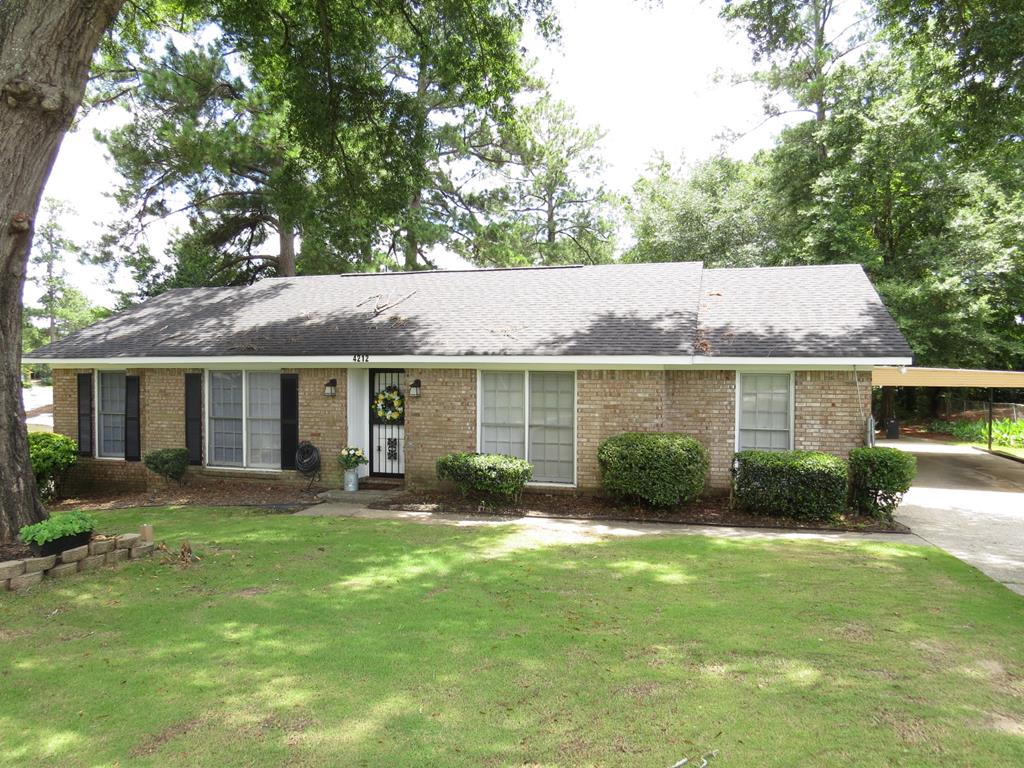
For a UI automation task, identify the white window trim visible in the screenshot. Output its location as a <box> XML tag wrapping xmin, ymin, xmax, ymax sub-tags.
<box><xmin>203</xmin><ymin>369</ymin><xmax>282</xmax><ymax>472</ymax></box>
<box><xmin>734</xmin><ymin>371</ymin><xmax>795</xmax><ymax>452</ymax></box>
<box><xmin>476</xmin><ymin>370</ymin><xmax>577</xmax><ymax>488</ymax></box>
<box><xmin>94</xmin><ymin>370</ymin><xmax>127</xmax><ymax>460</ymax></box>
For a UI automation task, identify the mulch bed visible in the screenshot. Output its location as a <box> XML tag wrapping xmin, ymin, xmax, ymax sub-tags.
<box><xmin>48</xmin><ymin>479</ymin><xmax>327</xmax><ymax>513</ymax></box>
<box><xmin>369</xmin><ymin>491</ymin><xmax>911</xmax><ymax>534</ymax></box>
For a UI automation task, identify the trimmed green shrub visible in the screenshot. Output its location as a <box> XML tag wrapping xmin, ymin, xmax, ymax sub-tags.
<box><xmin>143</xmin><ymin>448</ymin><xmax>190</xmax><ymax>482</ymax></box>
<box><xmin>598</xmin><ymin>432</ymin><xmax>709</xmax><ymax>507</ymax></box>
<box><xmin>19</xmin><ymin>510</ymin><xmax>97</xmax><ymax>547</ymax></box>
<box><xmin>849</xmin><ymin>447</ymin><xmax>917</xmax><ymax>521</ymax></box>
<box><xmin>436</xmin><ymin>452</ymin><xmax>533</xmax><ymax>501</ymax></box>
<box><xmin>27</xmin><ymin>432</ymin><xmax>78</xmax><ymax>499</ymax></box>
<box><xmin>732</xmin><ymin>450</ymin><xmax>848</xmax><ymax>521</ymax></box>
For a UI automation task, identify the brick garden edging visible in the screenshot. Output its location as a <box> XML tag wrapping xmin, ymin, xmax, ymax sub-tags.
<box><xmin>1</xmin><ymin>532</ymin><xmax>156</xmax><ymax>592</ymax></box>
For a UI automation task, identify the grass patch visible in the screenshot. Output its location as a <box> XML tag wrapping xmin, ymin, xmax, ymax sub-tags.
<box><xmin>964</xmin><ymin>442</ymin><xmax>1024</xmax><ymax>461</ymax></box>
<box><xmin>1</xmin><ymin>506</ymin><xmax>1022</xmax><ymax>766</ymax></box>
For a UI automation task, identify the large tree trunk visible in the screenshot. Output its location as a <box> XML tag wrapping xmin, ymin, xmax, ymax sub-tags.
<box><xmin>0</xmin><ymin>0</ymin><xmax>125</xmax><ymax>542</ymax></box>
<box><xmin>403</xmin><ymin>190</ymin><xmax>421</xmax><ymax>271</ymax></box>
<box><xmin>278</xmin><ymin>221</ymin><xmax>297</xmax><ymax>276</ymax></box>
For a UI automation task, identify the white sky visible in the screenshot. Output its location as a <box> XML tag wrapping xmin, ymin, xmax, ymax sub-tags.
<box><xmin>32</xmin><ymin>0</ymin><xmax>843</xmax><ymax>310</ymax></box>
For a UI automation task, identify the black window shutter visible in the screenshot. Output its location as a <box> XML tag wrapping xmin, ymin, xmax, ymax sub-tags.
<box><xmin>125</xmin><ymin>375</ymin><xmax>141</xmax><ymax>461</ymax></box>
<box><xmin>184</xmin><ymin>373</ymin><xmax>203</xmax><ymax>465</ymax></box>
<box><xmin>280</xmin><ymin>373</ymin><xmax>299</xmax><ymax>469</ymax></box>
<box><xmin>76</xmin><ymin>373</ymin><xmax>93</xmax><ymax>456</ymax></box>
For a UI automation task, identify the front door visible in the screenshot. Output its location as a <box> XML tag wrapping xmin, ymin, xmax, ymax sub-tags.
<box><xmin>369</xmin><ymin>369</ymin><xmax>405</xmax><ymax>477</ymax></box>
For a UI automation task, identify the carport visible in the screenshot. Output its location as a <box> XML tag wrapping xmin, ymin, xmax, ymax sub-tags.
<box><xmin>872</xmin><ymin>366</ymin><xmax>1024</xmax><ymax>595</ymax></box>
<box><xmin>872</xmin><ymin>366</ymin><xmax>1024</xmax><ymax>450</ymax></box>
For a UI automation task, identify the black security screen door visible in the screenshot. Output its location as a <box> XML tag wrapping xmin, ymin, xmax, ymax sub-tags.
<box><xmin>369</xmin><ymin>369</ymin><xmax>405</xmax><ymax>477</ymax></box>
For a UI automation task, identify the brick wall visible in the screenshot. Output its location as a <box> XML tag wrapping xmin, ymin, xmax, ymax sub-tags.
<box><xmin>794</xmin><ymin>370</ymin><xmax>872</xmax><ymax>456</ymax></box>
<box><xmin>575</xmin><ymin>369</ymin><xmax>736</xmax><ymax>491</ymax></box>
<box><xmin>51</xmin><ymin>365</ymin><xmax>869</xmax><ymax>496</ymax></box>
<box><xmin>403</xmin><ymin>368</ymin><xmax>477</xmax><ymax>487</ymax></box>
<box><xmin>576</xmin><ymin>370</ymin><xmax>668</xmax><ymax>489</ymax></box>
<box><xmin>665</xmin><ymin>370</ymin><xmax>736</xmax><ymax>489</ymax></box>
<box><xmin>53</xmin><ymin>367</ymin><xmax>348</xmax><ymax>491</ymax></box>
<box><xmin>52</xmin><ymin>368</ymin><xmax>148</xmax><ymax>491</ymax></box>
<box><xmin>286</xmin><ymin>367</ymin><xmax>347</xmax><ymax>485</ymax></box>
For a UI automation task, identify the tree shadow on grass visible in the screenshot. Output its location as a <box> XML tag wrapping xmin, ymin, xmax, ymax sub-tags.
<box><xmin>1</xmin><ymin>508</ymin><xmax>1022</xmax><ymax>767</ymax></box>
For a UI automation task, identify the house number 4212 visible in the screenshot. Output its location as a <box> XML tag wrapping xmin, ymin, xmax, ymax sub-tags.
<box><xmin>352</xmin><ymin>354</ymin><xmax>369</xmax><ymax>362</ymax></box>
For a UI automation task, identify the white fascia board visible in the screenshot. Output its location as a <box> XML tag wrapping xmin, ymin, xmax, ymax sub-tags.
<box><xmin>23</xmin><ymin>354</ymin><xmax>914</xmax><ymax>369</ymax></box>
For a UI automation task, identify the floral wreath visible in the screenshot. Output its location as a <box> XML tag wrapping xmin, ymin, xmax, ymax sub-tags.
<box><xmin>373</xmin><ymin>385</ymin><xmax>404</xmax><ymax>422</ymax></box>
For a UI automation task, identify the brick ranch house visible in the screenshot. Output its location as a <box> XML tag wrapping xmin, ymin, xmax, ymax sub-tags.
<box><xmin>25</xmin><ymin>262</ymin><xmax>912</xmax><ymax>493</ymax></box>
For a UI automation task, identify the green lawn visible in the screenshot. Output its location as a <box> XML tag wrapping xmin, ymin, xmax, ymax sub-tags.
<box><xmin>965</xmin><ymin>442</ymin><xmax>1024</xmax><ymax>460</ymax></box>
<box><xmin>2</xmin><ymin>507</ymin><xmax>1022</xmax><ymax>767</ymax></box>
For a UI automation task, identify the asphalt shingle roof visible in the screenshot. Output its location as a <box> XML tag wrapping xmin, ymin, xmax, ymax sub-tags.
<box><xmin>26</xmin><ymin>262</ymin><xmax>912</xmax><ymax>360</ymax></box>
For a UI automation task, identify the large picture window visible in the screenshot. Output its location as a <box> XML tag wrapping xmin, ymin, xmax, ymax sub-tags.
<box><xmin>738</xmin><ymin>373</ymin><xmax>792</xmax><ymax>451</ymax></box>
<box><xmin>98</xmin><ymin>371</ymin><xmax>126</xmax><ymax>458</ymax></box>
<box><xmin>479</xmin><ymin>371</ymin><xmax>575</xmax><ymax>484</ymax></box>
<box><xmin>208</xmin><ymin>371</ymin><xmax>280</xmax><ymax>468</ymax></box>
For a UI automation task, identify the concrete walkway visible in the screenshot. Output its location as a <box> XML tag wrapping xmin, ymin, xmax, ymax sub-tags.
<box><xmin>297</xmin><ymin>489</ymin><xmax>926</xmax><ymax>553</ymax></box>
<box><xmin>885</xmin><ymin>438</ymin><xmax>1024</xmax><ymax>596</ymax></box>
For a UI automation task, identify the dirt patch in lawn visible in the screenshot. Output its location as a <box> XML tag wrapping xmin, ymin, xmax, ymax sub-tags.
<box><xmin>370</xmin><ymin>491</ymin><xmax>910</xmax><ymax>533</ymax></box>
<box><xmin>130</xmin><ymin>716</ymin><xmax>206</xmax><ymax>757</ymax></box>
<box><xmin>48</xmin><ymin>478</ymin><xmax>327</xmax><ymax>513</ymax></box>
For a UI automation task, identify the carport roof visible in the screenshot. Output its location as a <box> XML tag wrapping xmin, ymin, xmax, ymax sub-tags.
<box><xmin>872</xmin><ymin>366</ymin><xmax>1024</xmax><ymax>388</ymax></box>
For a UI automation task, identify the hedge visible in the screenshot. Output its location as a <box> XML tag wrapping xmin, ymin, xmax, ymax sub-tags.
<box><xmin>436</xmin><ymin>452</ymin><xmax>533</xmax><ymax>501</ymax></box>
<box><xmin>143</xmin><ymin>448</ymin><xmax>190</xmax><ymax>482</ymax></box>
<box><xmin>732</xmin><ymin>450</ymin><xmax>848</xmax><ymax>521</ymax></box>
<box><xmin>849</xmin><ymin>447</ymin><xmax>917</xmax><ymax>521</ymax></box>
<box><xmin>597</xmin><ymin>432</ymin><xmax>709</xmax><ymax>507</ymax></box>
<box><xmin>28</xmin><ymin>432</ymin><xmax>78</xmax><ymax>500</ymax></box>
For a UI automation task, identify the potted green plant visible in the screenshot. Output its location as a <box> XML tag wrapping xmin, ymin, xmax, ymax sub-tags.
<box><xmin>19</xmin><ymin>511</ymin><xmax>97</xmax><ymax>557</ymax></box>
<box><xmin>337</xmin><ymin>447</ymin><xmax>368</xmax><ymax>492</ymax></box>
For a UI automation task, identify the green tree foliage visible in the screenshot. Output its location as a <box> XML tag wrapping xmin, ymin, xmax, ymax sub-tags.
<box><xmin>627</xmin><ymin>4</ymin><xmax>1023</xmax><ymax>371</ymax></box>
<box><xmin>624</xmin><ymin>155</ymin><xmax>772</xmax><ymax>267</ymax></box>
<box><xmin>92</xmin><ymin>35</ymin><xmax>379</xmax><ymax>291</ymax></box>
<box><xmin>22</xmin><ymin>200</ymin><xmax>110</xmax><ymax>355</ymax></box>
<box><xmin>875</xmin><ymin>0</ymin><xmax>1024</xmax><ymax>145</ymax></box>
<box><xmin>94</xmin><ymin>2</ymin><xmax>566</xmax><ymax>285</ymax></box>
<box><xmin>460</xmin><ymin>95</ymin><xmax>617</xmax><ymax>266</ymax></box>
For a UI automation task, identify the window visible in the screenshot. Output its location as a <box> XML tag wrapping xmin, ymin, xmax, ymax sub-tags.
<box><xmin>738</xmin><ymin>373</ymin><xmax>792</xmax><ymax>451</ymax></box>
<box><xmin>528</xmin><ymin>372</ymin><xmax>574</xmax><ymax>483</ymax></box>
<box><xmin>207</xmin><ymin>371</ymin><xmax>283</xmax><ymax>469</ymax></box>
<box><xmin>479</xmin><ymin>371</ymin><xmax>575</xmax><ymax>484</ymax></box>
<box><xmin>209</xmin><ymin>371</ymin><xmax>243</xmax><ymax>466</ymax></box>
<box><xmin>98</xmin><ymin>371</ymin><xmax>126</xmax><ymax>457</ymax></box>
<box><xmin>480</xmin><ymin>372</ymin><xmax>525</xmax><ymax>458</ymax></box>
<box><xmin>246</xmin><ymin>372</ymin><xmax>281</xmax><ymax>468</ymax></box>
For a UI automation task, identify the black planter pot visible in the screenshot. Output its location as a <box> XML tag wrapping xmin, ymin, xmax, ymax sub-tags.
<box><xmin>29</xmin><ymin>530</ymin><xmax>93</xmax><ymax>558</ymax></box>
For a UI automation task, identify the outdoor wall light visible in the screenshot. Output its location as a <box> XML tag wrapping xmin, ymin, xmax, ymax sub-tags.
<box><xmin>409</xmin><ymin>379</ymin><xmax>422</xmax><ymax>397</ymax></box>
<box><xmin>324</xmin><ymin>378</ymin><xmax>337</xmax><ymax>397</ymax></box>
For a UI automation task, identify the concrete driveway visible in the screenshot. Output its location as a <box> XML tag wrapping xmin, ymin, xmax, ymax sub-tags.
<box><xmin>885</xmin><ymin>438</ymin><xmax>1024</xmax><ymax>596</ymax></box>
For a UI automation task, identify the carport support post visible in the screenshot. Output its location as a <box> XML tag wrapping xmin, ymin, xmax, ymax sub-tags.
<box><xmin>988</xmin><ymin>389</ymin><xmax>994</xmax><ymax>451</ymax></box>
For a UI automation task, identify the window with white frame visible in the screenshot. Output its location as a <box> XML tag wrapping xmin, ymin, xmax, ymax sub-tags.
<box><xmin>480</xmin><ymin>371</ymin><xmax>575</xmax><ymax>484</ymax></box>
<box><xmin>738</xmin><ymin>373</ymin><xmax>792</xmax><ymax>450</ymax></box>
<box><xmin>246</xmin><ymin>371</ymin><xmax>281</xmax><ymax>468</ymax></box>
<box><xmin>208</xmin><ymin>371</ymin><xmax>281</xmax><ymax>469</ymax></box>
<box><xmin>98</xmin><ymin>371</ymin><xmax>126</xmax><ymax>458</ymax></box>
<box><xmin>209</xmin><ymin>371</ymin><xmax>244</xmax><ymax>466</ymax></box>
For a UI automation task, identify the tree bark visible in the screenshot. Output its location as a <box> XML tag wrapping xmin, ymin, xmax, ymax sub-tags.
<box><xmin>403</xmin><ymin>189</ymin><xmax>421</xmax><ymax>270</ymax></box>
<box><xmin>0</xmin><ymin>0</ymin><xmax>125</xmax><ymax>542</ymax></box>
<box><xmin>278</xmin><ymin>221</ymin><xmax>297</xmax><ymax>276</ymax></box>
